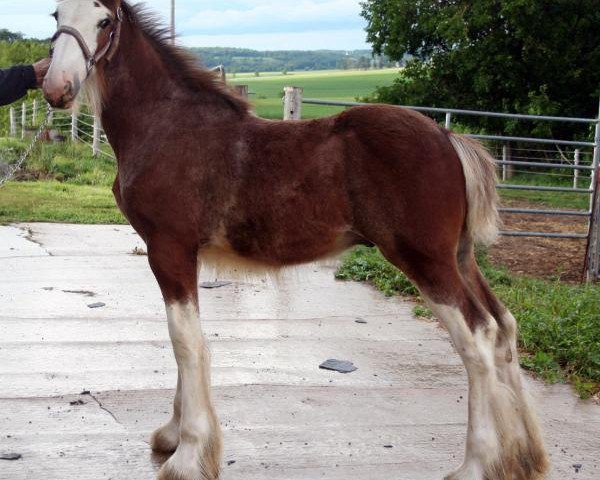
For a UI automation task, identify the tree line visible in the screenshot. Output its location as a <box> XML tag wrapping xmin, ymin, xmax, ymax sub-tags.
<box><xmin>361</xmin><ymin>0</ymin><xmax>600</xmax><ymax>140</ymax></box>
<box><xmin>191</xmin><ymin>47</ymin><xmax>397</xmax><ymax>73</ymax></box>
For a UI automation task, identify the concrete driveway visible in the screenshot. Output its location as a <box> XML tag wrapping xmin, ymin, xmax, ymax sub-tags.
<box><xmin>0</xmin><ymin>223</ymin><xmax>598</xmax><ymax>480</ymax></box>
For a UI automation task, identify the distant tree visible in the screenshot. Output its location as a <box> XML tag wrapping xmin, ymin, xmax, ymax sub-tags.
<box><xmin>361</xmin><ymin>0</ymin><xmax>600</xmax><ymax>137</ymax></box>
<box><xmin>0</xmin><ymin>29</ymin><xmax>24</xmax><ymax>42</ymax></box>
<box><xmin>357</xmin><ymin>56</ymin><xmax>370</xmax><ymax>70</ymax></box>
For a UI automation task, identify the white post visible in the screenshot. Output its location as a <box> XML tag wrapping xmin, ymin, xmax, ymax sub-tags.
<box><xmin>92</xmin><ymin>115</ymin><xmax>100</xmax><ymax>156</ymax></box>
<box><xmin>573</xmin><ymin>149</ymin><xmax>580</xmax><ymax>189</ymax></box>
<box><xmin>445</xmin><ymin>112</ymin><xmax>452</xmax><ymax>129</ymax></box>
<box><xmin>32</xmin><ymin>99</ymin><xmax>38</xmax><ymax>126</ymax></box>
<box><xmin>234</xmin><ymin>85</ymin><xmax>249</xmax><ymax>99</ymax></box>
<box><xmin>9</xmin><ymin>107</ymin><xmax>16</xmax><ymax>137</ymax></box>
<box><xmin>283</xmin><ymin>86</ymin><xmax>303</xmax><ymax>120</ymax></box>
<box><xmin>71</xmin><ymin>110</ymin><xmax>78</xmax><ymax>141</ymax></box>
<box><xmin>502</xmin><ymin>144</ymin><xmax>508</xmax><ymax>182</ymax></box>
<box><xmin>21</xmin><ymin>102</ymin><xmax>27</xmax><ymax>139</ymax></box>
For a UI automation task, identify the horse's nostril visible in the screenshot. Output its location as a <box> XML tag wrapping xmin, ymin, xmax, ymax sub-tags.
<box><xmin>64</xmin><ymin>81</ymin><xmax>73</xmax><ymax>95</ymax></box>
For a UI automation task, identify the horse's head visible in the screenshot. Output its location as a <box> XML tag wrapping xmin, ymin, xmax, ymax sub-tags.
<box><xmin>43</xmin><ymin>0</ymin><xmax>123</xmax><ymax>109</ymax></box>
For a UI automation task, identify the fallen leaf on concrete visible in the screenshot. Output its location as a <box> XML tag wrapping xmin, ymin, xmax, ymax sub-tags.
<box><xmin>87</xmin><ymin>302</ymin><xmax>106</xmax><ymax>309</ymax></box>
<box><xmin>63</xmin><ymin>290</ymin><xmax>96</xmax><ymax>297</ymax></box>
<box><xmin>319</xmin><ymin>359</ymin><xmax>357</xmax><ymax>373</ymax></box>
<box><xmin>0</xmin><ymin>453</ymin><xmax>22</xmax><ymax>461</ymax></box>
<box><xmin>200</xmin><ymin>281</ymin><xmax>232</xmax><ymax>289</ymax></box>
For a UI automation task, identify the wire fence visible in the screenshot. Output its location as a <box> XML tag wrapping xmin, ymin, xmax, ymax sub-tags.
<box><xmin>7</xmin><ymin>99</ymin><xmax>115</xmax><ymax>160</ymax></box>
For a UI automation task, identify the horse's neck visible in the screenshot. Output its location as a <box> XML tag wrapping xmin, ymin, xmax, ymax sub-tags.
<box><xmin>100</xmin><ymin>29</ymin><xmax>173</xmax><ymax>121</ymax></box>
<box><xmin>98</xmin><ymin>26</ymin><xmax>231</xmax><ymax>154</ymax></box>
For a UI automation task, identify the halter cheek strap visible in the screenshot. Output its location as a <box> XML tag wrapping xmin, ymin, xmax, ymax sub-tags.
<box><xmin>50</xmin><ymin>6</ymin><xmax>123</xmax><ymax>75</ymax></box>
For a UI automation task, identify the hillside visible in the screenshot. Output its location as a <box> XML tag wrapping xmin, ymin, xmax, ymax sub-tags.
<box><xmin>190</xmin><ymin>47</ymin><xmax>396</xmax><ymax>73</ymax></box>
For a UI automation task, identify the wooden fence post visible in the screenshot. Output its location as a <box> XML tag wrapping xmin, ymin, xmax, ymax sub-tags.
<box><xmin>584</xmin><ymin>99</ymin><xmax>600</xmax><ymax>282</ymax></box>
<box><xmin>9</xmin><ymin>107</ymin><xmax>16</xmax><ymax>137</ymax></box>
<box><xmin>21</xmin><ymin>102</ymin><xmax>27</xmax><ymax>139</ymax></box>
<box><xmin>92</xmin><ymin>115</ymin><xmax>100</xmax><ymax>156</ymax></box>
<box><xmin>283</xmin><ymin>86</ymin><xmax>303</xmax><ymax>120</ymax></box>
<box><xmin>234</xmin><ymin>85</ymin><xmax>249</xmax><ymax>99</ymax></box>
<box><xmin>71</xmin><ymin>110</ymin><xmax>78</xmax><ymax>141</ymax></box>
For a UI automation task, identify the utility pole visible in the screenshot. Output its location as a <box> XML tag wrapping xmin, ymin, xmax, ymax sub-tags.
<box><xmin>171</xmin><ymin>0</ymin><xmax>175</xmax><ymax>44</ymax></box>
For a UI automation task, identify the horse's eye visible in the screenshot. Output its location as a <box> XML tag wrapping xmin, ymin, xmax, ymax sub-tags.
<box><xmin>98</xmin><ymin>18</ymin><xmax>111</xmax><ymax>29</ymax></box>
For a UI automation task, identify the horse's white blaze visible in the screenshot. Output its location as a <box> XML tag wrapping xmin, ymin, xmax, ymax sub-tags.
<box><xmin>45</xmin><ymin>0</ymin><xmax>111</xmax><ymax>104</ymax></box>
<box><xmin>165</xmin><ymin>302</ymin><xmax>213</xmax><ymax>444</ymax></box>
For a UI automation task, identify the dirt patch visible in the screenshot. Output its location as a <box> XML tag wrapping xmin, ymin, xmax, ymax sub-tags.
<box><xmin>488</xmin><ymin>200</ymin><xmax>588</xmax><ymax>282</ymax></box>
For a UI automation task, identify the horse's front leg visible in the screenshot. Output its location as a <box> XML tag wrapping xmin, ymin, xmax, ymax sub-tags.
<box><xmin>151</xmin><ymin>371</ymin><xmax>181</xmax><ymax>453</ymax></box>
<box><xmin>147</xmin><ymin>236</ymin><xmax>222</xmax><ymax>480</ymax></box>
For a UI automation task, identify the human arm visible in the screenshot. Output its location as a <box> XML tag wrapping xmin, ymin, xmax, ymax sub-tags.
<box><xmin>0</xmin><ymin>59</ymin><xmax>50</xmax><ymax>106</ymax></box>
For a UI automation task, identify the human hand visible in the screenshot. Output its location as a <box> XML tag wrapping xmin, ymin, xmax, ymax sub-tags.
<box><xmin>33</xmin><ymin>58</ymin><xmax>51</xmax><ymax>87</ymax></box>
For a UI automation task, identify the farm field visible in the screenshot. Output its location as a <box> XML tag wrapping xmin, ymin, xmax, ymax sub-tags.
<box><xmin>229</xmin><ymin>68</ymin><xmax>400</xmax><ymax>118</ymax></box>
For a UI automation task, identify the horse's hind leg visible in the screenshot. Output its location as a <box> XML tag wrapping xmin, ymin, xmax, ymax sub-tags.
<box><xmin>380</xmin><ymin>246</ymin><xmax>547</xmax><ymax>480</ymax></box>
<box><xmin>147</xmin><ymin>235</ymin><xmax>222</xmax><ymax>480</ymax></box>
<box><xmin>457</xmin><ymin>243</ymin><xmax>549</xmax><ymax>478</ymax></box>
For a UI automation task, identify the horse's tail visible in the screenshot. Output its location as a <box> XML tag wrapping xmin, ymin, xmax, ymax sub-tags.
<box><xmin>448</xmin><ymin>133</ymin><xmax>500</xmax><ymax>246</ymax></box>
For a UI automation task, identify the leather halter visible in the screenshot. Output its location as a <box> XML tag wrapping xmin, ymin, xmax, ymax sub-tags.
<box><xmin>50</xmin><ymin>6</ymin><xmax>123</xmax><ymax>76</ymax></box>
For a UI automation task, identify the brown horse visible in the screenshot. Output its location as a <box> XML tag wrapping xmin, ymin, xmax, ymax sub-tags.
<box><xmin>43</xmin><ymin>1</ymin><xmax>549</xmax><ymax>479</ymax></box>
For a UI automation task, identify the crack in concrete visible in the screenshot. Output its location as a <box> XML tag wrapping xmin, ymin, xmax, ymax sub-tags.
<box><xmin>21</xmin><ymin>227</ymin><xmax>53</xmax><ymax>256</ymax></box>
<box><xmin>84</xmin><ymin>392</ymin><xmax>122</xmax><ymax>425</ymax></box>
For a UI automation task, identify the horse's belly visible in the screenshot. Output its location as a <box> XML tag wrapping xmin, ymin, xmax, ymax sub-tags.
<box><xmin>199</xmin><ymin>226</ymin><xmax>361</xmax><ymax>280</ymax></box>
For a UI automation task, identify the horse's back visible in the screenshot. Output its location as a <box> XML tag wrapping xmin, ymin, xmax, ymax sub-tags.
<box><xmin>329</xmin><ymin>105</ymin><xmax>468</xmax><ymax>253</ymax></box>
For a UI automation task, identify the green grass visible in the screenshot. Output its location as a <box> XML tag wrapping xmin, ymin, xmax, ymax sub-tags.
<box><xmin>0</xmin><ymin>138</ymin><xmax>123</xmax><ymax>224</ymax></box>
<box><xmin>336</xmin><ymin>246</ymin><xmax>600</xmax><ymax>398</ymax></box>
<box><xmin>230</xmin><ymin>68</ymin><xmax>400</xmax><ymax>119</ymax></box>
<box><xmin>0</xmin><ymin>180</ymin><xmax>125</xmax><ymax>224</ymax></box>
<box><xmin>0</xmin><ymin>138</ymin><xmax>116</xmax><ymax>186</ymax></box>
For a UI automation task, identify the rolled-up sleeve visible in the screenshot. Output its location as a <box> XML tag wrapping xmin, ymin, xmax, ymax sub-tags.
<box><xmin>0</xmin><ymin>65</ymin><xmax>37</xmax><ymax>106</ymax></box>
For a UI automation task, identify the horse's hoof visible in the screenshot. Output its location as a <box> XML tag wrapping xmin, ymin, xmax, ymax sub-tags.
<box><xmin>443</xmin><ymin>462</ymin><xmax>483</xmax><ymax>480</ymax></box>
<box><xmin>156</xmin><ymin>434</ymin><xmax>222</xmax><ymax>480</ymax></box>
<box><xmin>151</xmin><ymin>421</ymin><xmax>180</xmax><ymax>453</ymax></box>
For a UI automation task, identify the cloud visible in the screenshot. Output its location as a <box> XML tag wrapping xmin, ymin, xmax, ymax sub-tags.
<box><xmin>180</xmin><ymin>28</ymin><xmax>368</xmax><ymax>51</ymax></box>
<box><xmin>2</xmin><ymin>0</ymin><xmax>368</xmax><ymax>51</ymax></box>
<box><xmin>178</xmin><ymin>0</ymin><xmax>363</xmax><ymax>35</ymax></box>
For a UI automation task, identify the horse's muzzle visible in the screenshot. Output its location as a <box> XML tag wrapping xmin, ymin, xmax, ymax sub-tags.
<box><xmin>43</xmin><ymin>77</ymin><xmax>76</xmax><ymax>109</ymax></box>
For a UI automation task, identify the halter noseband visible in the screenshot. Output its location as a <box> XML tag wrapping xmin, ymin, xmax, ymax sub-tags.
<box><xmin>50</xmin><ymin>7</ymin><xmax>123</xmax><ymax>75</ymax></box>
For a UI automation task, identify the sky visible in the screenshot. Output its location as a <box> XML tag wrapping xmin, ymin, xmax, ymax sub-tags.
<box><xmin>1</xmin><ymin>0</ymin><xmax>370</xmax><ymax>51</ymax></box>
